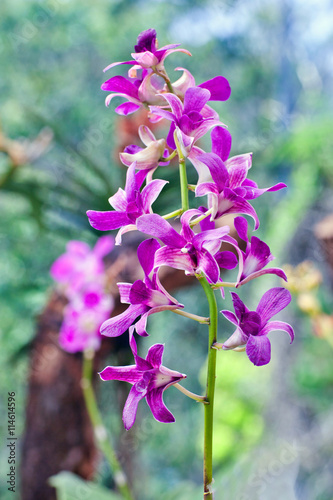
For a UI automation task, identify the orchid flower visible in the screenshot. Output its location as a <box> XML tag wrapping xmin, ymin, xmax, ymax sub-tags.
<box><xmin>195</xmin><ymin>152</ymin><xmax>261</xmax><ymax>229</ymax></box>
<box><xmin>149</xmin><ymin>87</ymin><xmax>227</xmax><ymax>157</ymax></box>
<box><xmin>50</xmin><ymin>236</ymin><xmax>114</xmax><ymax>296</ymax></box>
<box><xmin>59</xmin><ymin>284</ymin><xmax>113</xmax><ymax>353</ymax></box>
<box><xmin>87</xmin><ymin>163</ymin><xmax>167</xmax><ymax>244</ymax></box>
<box><xmin>234</xmin><ymin>216</ymin><xmax>287</xmax><ymax>286</ymax></box>
<box><xmin>221</xmin><ymin>288</ymin><xmax>294</xmax><ymax>366</ymax></box>
<box><xmin>100</xmin><ymin>239</ymin><xmax>183</xmax><ymax>338</ymax></box>
<box><xmin>119</xmin><ymin>125</ymin><xmax>170</xmax><ymax>171</ymax></box>
<box><xmin>100</xmin><ymin>332</ymin><xmax>186</xmax><ymax>430</ymax></box>
<box><xmin>137</xmin><ymin>210</ymin><xmax>237</xmax><ymax>284</ymax></box>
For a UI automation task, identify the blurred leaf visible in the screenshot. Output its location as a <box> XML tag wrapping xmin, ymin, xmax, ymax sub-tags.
<box><xmin>49</xmin><ymin>471</ymin><xmax>122</xmax><ymax>500</ymax></box>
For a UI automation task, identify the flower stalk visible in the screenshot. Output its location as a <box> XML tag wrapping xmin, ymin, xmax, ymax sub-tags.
<box><xmin>172</xmin><ymin>308</ymin><xmax>210</xmax><ymax>324</ymax></box>
<box><xmin>198</xmin><ymin>276</ymin><xmax>218</xmax><ymax>499</ymax></box>
<box><xmin>81</xmin><ymin>350</ymin><xmax>134</xmax><ymax>500</ymax></box>
<box><xmin>173</xmin><ymin>383</ymin><xmax>207</xmax><ymax>403</ymax></box>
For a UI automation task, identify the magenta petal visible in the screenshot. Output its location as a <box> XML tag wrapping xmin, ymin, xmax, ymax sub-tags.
<box><xmin>192</xmin><ymin>225</ymin><xmax>230</xmax><ymax>251</ymax></box>
<box><xmin>215</xmin><ymin>250</ymin><xmax>238</xmax><ymax>270</ymax></box>
<box><xmin>141</xmin><ymin>179</ymin><xmax>168</xmax><ymax>212</ymax></box>
<box><xmin>118</xmin><ymin>282</ymin><xmax>132</xmax><ymax>303</ymax></box>
<box><xmin>137</xmin><ymin>238</ymin><xmax>161</xmax><ymax>277</ymax></box>
<box><xmin>221</xmin><ymin>309</ymin><xmax>239</xmax><ymax>326</ymax></box>
<box><xmin>239</xmin><ymin>267</ymin><xmax>288</xmax><ymax>286</ymax></box>
<box><xmin>146</xmin><ymin>387</ymin><xmax>175</xmax><ymax>424</ymax></box>
<box><xmin>123</xmin><ymin>383</ymin><xmax>148</xmax><ymax>430</ymax></box>
<box><xmin>199</xmin><ymin>76</ymin><xmax>231</xmax><ymax>102</ymax></box>
<box><xmin>115</xmin><ymin>102</ymin><xmax>141</xmax><ymax>115</ymax></box>
<box><xmin>260</xmin><ymin>320</ymin><xmax>294</xmax><ymax>344</ymax></box>
<box><xmin>223</xmin><ymin>326</ymin><xmax>248</xmax><ymax>349</ymax></box>
<box><xmin>211</xmin><ymin>126</ymin><xmax>232</xmax><ymax>162</ymax></box>
<box><xmin>129</xmin><ymin>280</ymin><xmax>152</xmax><ymax>305</ymax></box>
<box><xmin>93</xmin><ymin>235</ymin><xmax>114</xmax><ymax>257</ymax></box>
<box><xmin>87</xmin><ymin>210</ymin><xmax>131</xmax><ymax>231</ymax></box>
<box><xmin>101</xmin><ymin>76</ymin><xmax>139</xmax><ymax>99</ymax></box>
<box><xmin>137</xmin><ymin>214</ymin><xmax>185</xmax><ymax>248</ymax></box>
<box><xmin>149</xmin><ymin>105</ymin><xmax>176</xmax><ymax>123</ymax></box>
<box><xmin>230</xmin><ymin>291</ymin><xmax>249</xmax><ymax>320</ymax></box>
<box><xmin>197</xmin><ymin>153</ymin><xmax>229</xmax><ymax>192</ymax></box>
<box><xmin>159</xmin><ymin>93</ymin><xmax>183</xmax><ymax>120</ymax></box>
<box><xmin>183</xmin><ymin>87</ymin><xmax>211</xmax><ymax>114</ymax></box>
<box><xmin>99</xmin><ymin>365</ymin><xmax>141</xmax><ymax>384</ymax></box>
<box><xmin>50</xmin><ymin>254</ymin><xmax>77</xmax><ymax>282</ymax></box>
<box><xmin>154</xmin><ymin>246</ymin><xmax>194</xmax><ymax>274</ymax></box>
<box><xmin>256</xmin><ymin>287</ymin><xmax>292</xmax><ymax>324</ymax></box>
<box><xmin>246</xmin><ymin>335</ymin><xmax>271</xmax><ymax>366</ymax></box>
<box><xmin>197</xmin><ymin>249</ymin><xmax>220</xmax><ymax>284</ymax></box>
<box><xmin>134</xmin><ymin>313</ymin><xmax>150</xmax><ymax>337</ymax></box>
<box><xmin>100</xmin><ymin>304</ymin><xmax>147</xmax><ymax>337</ymax></box>
<box><xmin>218</xmin><ymin>188</ymin><xmax>260</xmax><ymax>230</ymax></box>
<box><xmin>195</xmin><ymin>181</ymin><xmax>219</xmax><ymax>198</ymax></box>
<box><xmin>146</xmin><ymin>343</ymin><xmax>164</xmax><ymax>368</ymax></box>
<box><xmin>234</xmin><ymin>216</ymin><xmax>249</xmax><ymax>243</ymax></box>
<box><xmin>244</xmin><ymin>182</ymin><xmax>287</xmax><ymax>200</ymax></box>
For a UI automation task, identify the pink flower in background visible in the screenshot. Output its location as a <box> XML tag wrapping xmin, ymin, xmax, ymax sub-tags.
<box><xmin>51</xmin><ymin>236</ymin><xmax>114</xmax><ymax>352</ymax></box>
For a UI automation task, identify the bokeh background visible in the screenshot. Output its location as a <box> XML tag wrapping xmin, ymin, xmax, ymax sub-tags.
<box><xmin>1</xmin><ymin>0</ymin><xmax>333</xmax><ymax>499</ymax></box>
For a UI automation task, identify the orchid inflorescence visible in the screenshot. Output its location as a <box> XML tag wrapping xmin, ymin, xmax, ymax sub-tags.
<box><xmin>54</xmin><ymin>28</ymin><xmax>294</xmax><ymax>499</ymax></box>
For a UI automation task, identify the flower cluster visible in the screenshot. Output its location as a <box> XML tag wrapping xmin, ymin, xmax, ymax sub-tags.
<box><xmin>50</xmin><ymin>236</ymin><xmax>114</xmax><ymax>353</ymax></box>
<box><xmin>87</xmin><ymin>29</ymin><xmax>294</xmax><ymax>429</ymax></box>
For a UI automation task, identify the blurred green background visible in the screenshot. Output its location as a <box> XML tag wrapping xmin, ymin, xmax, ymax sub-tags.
<box><xmin>1</xmin><ymin>0</ymin><xmax>333</xmax><ymax>499</ymax></box>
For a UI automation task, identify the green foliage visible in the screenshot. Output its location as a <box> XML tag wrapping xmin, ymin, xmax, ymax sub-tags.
<box><xmin>49</xmin><ymin>472</ymin><xmax>122</xmax><ymax>500</ymax></box>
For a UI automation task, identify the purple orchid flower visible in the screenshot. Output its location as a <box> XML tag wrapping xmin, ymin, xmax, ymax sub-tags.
<box><xmin>100</xmin><ymin>332</ymin><xmax>186</xmax><ymax>430</ymax></box>
<box><xmin>59</xmin><ymin>284</ymin><xmax>113</xmax><ymax>353</ymax></box>
<box><xmin>87</xmin><ymin>163</ymin><xmax>167</xmax><ymax>245</ymax></box>
<box><xmin>100</xmin><ymin>239</ymin><xmax>183</xmax><ymax>338</ymax></box>
<box><xmin>50</xmin><ymin>236</ymin><xmax>114</xmax><ymax>296</ymax></box>
<box><xmin>195</xmin><ymin>151</ymin><xmax>261</xmax><ymax>229</ymax></box>
<box><xmin>101</xmin><ymin>29</ymin><xmax>191</xmax><ymax>116</ymax></box>
<box><xmin>119</xmin><ymin>125</ymin><xmax>169</xmax><ymax>171</ymax></box>
<box><xmin>149</xmin><ymin>87</ymin><xmax>227</xmax><ymax>156</ymax></box>
<box><xmin>234</xmin><ymin>216</ymin><xmax>287</xmax><ymax>286</ymax></box>
<box><xmin>103</xmin><ymin>28</ymin><xmax>191</xmax><ymax>74</ymax></box>
<box><xmin>137</xmin><ymin>210</ymin><xmax>237</xmax><ymax>284</ymax></box>
<box><xmin>221</xmin><ymin>288</ymin><xmax>294</xmax><ymax>366</ymax></box>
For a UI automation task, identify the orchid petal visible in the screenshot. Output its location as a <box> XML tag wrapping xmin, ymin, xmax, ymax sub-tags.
<box><xmin>230</xmin><ymin>291</ymin><xmax>249</xmax><ymax>320</ymax></box>
<box><xmin>234</xmin><ymin>216</ymin><xmax>249</xmax><ymax>243</ymax></box>
<box><xmin>211</xmin><ymin>126</ymin><xmax>232</xmax><ymax>162</ymax></box>
<box><xmin>183</xmin><ymin>87</ymin><xmax>211</xmax><ymax>114</ymax></box>
<box><xmin>172</xmin><ymin>67</ymin><xmax>196</xmax><ymax>95</ymax></box>
<box><xmin>154</xmin><ymin>247</ymin><xmax>194</xmax><ymax>274</ymax></box>
<box><xmin>101</xmin><ymin>76</ymin><xmax>139</xmax><ymax>99</ymax></box>
<box><xmin>137</xmin><ymin>214</ymin><xmax>185</xmax><ymax>248</ymax></box>
<box><xmin>137</xmin><ymin>238</ymin><xmax>161</xmax><ymax>277</ymax></box>
<box><xmin>221</xmin><ymin>309</ymin><xmax>239</xmax><ymax>326</ymax></box>
<box><xmin>141</xmin><ymin>179</ymin><xmax>168</xmax><ymax>212</ymax></box>
<box><xmin>246</xmin><ymin>335</ymin><xmax>271</xmax><ymax>366</ymax></box>
<box><xmin>99</xmin><ymin>365</ymin><xmax>141</xmax><ymax>384</ymax></box>
<box><xmin>138</xmin><ymin>125</ymin><xmax>156</xmax><ymax>145</ymax></box>
<box><xmin>103</xmin><ymin>60</ymin><xmax>134</xmax><ymax>72</ymax></box>
<box><xmin>87</xmin><ymin>210</ymin><xmax>131</xmax><ymax>231</ymax></box>
<box><xmin>117</xmin><ymin>282</ymin><xmax>132</xmax><ymax>304</ymax></box>
<box><xmin>239</xmin><ymin>267</ymin><xmax>288</xmax><ymax>286</ymax></box>
<box><xmin>123</xmin><ymin>382</ymin><xmax>149</xmax><ymax>430</ymax></box>
<box><xmin>223</xmin><ymin>326</ymin><xmax>248</xmax><ymax>349</ymax></box>
<box><xmin>146</xmin><ymin>387</ymin><xmax>175</xmax><ymax>424</ymax></box>
<box><xmin>260</xmin><ymin>320</ymin><xmax>294</xmax><ymax>343</ymax></box>
<box><xmin>196</xmin><ymin>153</ymin><xmax>229</xmax><ymax>192</ymax></box>
<box><xmin>159</xmin><ymin>93</ymin><xmax>183</xmax><ymax>120</ymax></box>
<box><xmin>199</xmin><ymin>76</ymin><xmax>231</xmax><ymax>102</ymax></box>
<box><xmin>256</xmin><ymin>287</ymin><xmax>292</xmax><ymax>325</ymax></box>
<box><xmin>100</xmin><ymin>304</ymin><xmax>147</xmax><ymax>337</ymax></box>
<box><xmin>115</xmin><ymin>101</ymin><xmax>141</xmax><ymax>116</ymax></box>
<box><xmin>146</xmin><ymin>343</ymin><xmax>164</xmax><ymax>368</ymax></box>
<box><xmin>215</xmin><ymin>250</ymin><xmax>238</xmax><ymax>270</ymax></box>
<box><xmin>243</xmin><ymin>182</ymin><xmax>287</xmax><ymax>200</ymax></box>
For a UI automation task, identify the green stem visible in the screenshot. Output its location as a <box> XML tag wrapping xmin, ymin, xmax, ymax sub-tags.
<box><xmin>173</xmin><ymin>383</ymin><xmax>207</xmax><ymax>403</ymax></box>
<box><xmin>190</xmin><ymin>208</ymin><xmax>214</xmax><ymax>227</ymax></box>
<box><xmin>198</xmin><ymin>276</ymin><xmax>218</xmax><ymax>500</ymax></box>
<box><xmin>162</xmin><ymin>208</ymin><xmax>183</xmax><ymax>220</ymax></box>
<box><xmin>172</xmin><ymin>308</ymin><xmax>210</xmax><ymax>324</ymax></box>
<box><xmin>173</xmin><ymin>130</ymin><xmax>189</xmax><ymax>212</ymax></box>
<box><xmin>82</xmin><ymin>350</ymin><xmax>134</xmax><ymax>500</ymax></box>
<box><xmin>212</xmin><ymin>282</ymin><xmax>237</xmax><ymax>289</ymax></box>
